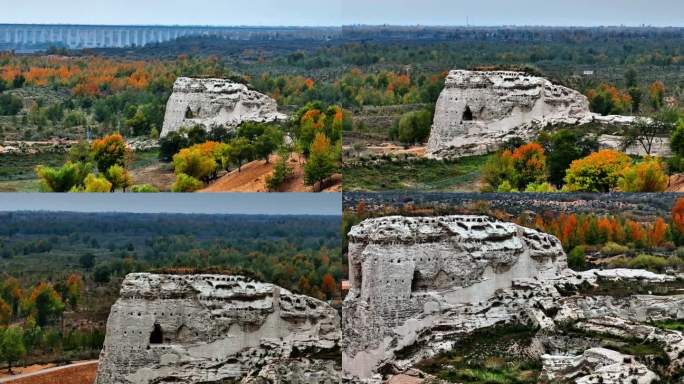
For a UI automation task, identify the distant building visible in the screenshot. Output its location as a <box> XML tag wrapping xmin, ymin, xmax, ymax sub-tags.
<box><xmin>583</xmin><ymin>70</ymin><xmax>595</xmax><ymax>76</ymax></box>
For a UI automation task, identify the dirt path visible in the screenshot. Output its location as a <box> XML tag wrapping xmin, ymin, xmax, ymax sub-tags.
<box><xmin>201</xmin><ymin>153</ymin><xmax>340</xmax><ymax>192</ymax></box>
<box><xmin>0</xmin><ymin>360</ymin><xmax>97</xmax><ymax>384</ymax></box>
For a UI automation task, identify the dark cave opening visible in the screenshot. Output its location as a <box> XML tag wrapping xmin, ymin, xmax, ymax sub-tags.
<box><xmin>149</xmin><ymin>323</ymin><xmax>163</xmax><ymax>344</ymax></box>
<box><xmin>462</xmin><ymin>105</ymin><xmax>474</xmax><ymax>121</ymax></box>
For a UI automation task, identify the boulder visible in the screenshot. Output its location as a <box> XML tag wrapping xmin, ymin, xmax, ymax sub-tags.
<box><xmin>95</xmin><ymin>273</ymin><xmax>340</xmax><ymax>384</ymax></box>
<box><xmin>426</xmin><ymin>70</ymin><xmax>639</xmax><ymax>159</ymax></box>
<box><xmin>160</xmin><ymin>77</ymin><xmax>286</xmax><ymax>137</ymax></box>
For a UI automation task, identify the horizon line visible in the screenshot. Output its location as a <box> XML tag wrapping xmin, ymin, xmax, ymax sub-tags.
<box><xmin>0</xmin><ymin>23</ymin><xmax>681</xmax><ymax>29</ymax></box>
<box><xmin>0</xmin><ymin>209</ymin><xmax>341</xmax><ymax>216</ymax></box>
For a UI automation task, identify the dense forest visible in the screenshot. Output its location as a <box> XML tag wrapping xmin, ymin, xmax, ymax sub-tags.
<box><xmin>0</xmin><ymin>212</ymin><xmax>342</xmax><ymax>369</ymax></box>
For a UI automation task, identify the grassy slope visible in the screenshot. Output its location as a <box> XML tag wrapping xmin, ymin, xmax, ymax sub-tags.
<box><xmin>343</xmin><ymin>155</ymin><xmax>490</xmax><ymax>192</ymax></box>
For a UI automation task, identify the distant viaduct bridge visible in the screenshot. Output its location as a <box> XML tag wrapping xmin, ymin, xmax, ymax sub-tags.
<box><xmin>0</xmin><ymin>24</ymin><xmax>340</xmax><ymax>51</ymax></box>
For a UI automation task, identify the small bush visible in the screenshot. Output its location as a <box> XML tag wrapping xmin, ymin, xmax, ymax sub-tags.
<box><xmin>524</xmin><ymin>182</ymin><xmax>558</xmax><ymax>192</ymax></box>
<box><xmin>36</xmin><ymin>162</ymin><xmax>90</xmax><ymax>192</ymax></box>
<box><xmin>601</xmin><ymin>242</ymin><xmax>630</xmax><ymax>256</ymax></box>
<box><xmin>568</xmin><ymin>246</ymin><xmax>587</xmax><ymax>270</ymax></box>
<box><xmin>80</xmin><ymin>174</ymin><xmax>112</xmax><ymax>193</ymax></box>
<box><xmin>130</xmin><ymin>184</ymin><xmax>160</xmax><ymax>193</ymax></box>
<box><xmin>171</xmin><ymin>173</ymin><xmax>203</xmax><ymax>192</ymax></box>
<box><xmin>627</xmin><ymin>254</ymin><xmax>669</xmax><ymax>273</ymax></box>
<box><xmin>266</xmin><ymin>153</ymin><xmax>294</xmax><ymax>192</ymax></box>
<box><xmin>618</xmin><ymin>157</ymin><xmax>668</xmax><ymax>192</ymax></box>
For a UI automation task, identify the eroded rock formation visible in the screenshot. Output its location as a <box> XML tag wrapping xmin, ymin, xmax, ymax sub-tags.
<box><xmin>95</xmin><ymin>273</ymin><xmax>340</xmax><ymax>384</ymax></box>
<box><xmin>343</xmin><ymin>215</ymin><xmax>684</xmax><ymax>383</ymax></box>
<box><xmin>160</xmin><ymin>77</ymin><xmax>286</xmax><ymax>137</ymax></box>
<box><xmin>426</xmin><ymin>70</ymin><xmax>639</xmax><ymax>159</ymax></box>
<box><xmin>343</xmin><ymin>215</ymin><xmax>568</xmax><ymax>380</ymax></box>
<box><xmin>542</xmin><ymin>347</ymin><xmax>659</xmax><ymax>384</ymax></box>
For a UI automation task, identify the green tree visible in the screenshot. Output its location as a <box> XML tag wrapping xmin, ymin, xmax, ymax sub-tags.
<box><xmin>93</xmin><ymin>265</ymin><xmax>111</xmax><ymax>284</ymax></box>
<box><xmin>106</xmin><ymin>165</ymin><xmax>133</xmax><ymax>192</ymax></box>
<box><xmin>80</xmin><ymin>174</ymin><xmax>113</xmax><ymax>193</ymax></box>
<box><xmin>35</xmin><ymin>162</ymin><xmax>90</xmax><ymax>192</ymax></box>
<box><xmin>546</xmin><ymin>130</ymin><xmax>582</xmax><ymax>186</ymax></box>
<box><xmin>618</xmin><ymin>158</ymin><xmax>668</xmax><ymax>192</ymax></box>
<box><xmin>159</xmin><ymin>131</ymin><xmax>189</xmax><ymax>161</ymax></box>
<box><xmin>125</xmin><ymin>108</ymin><xmax>150</xmax><ymax>137</ymax></box>
<box><xmin>254</xmin><ymin>126</ymin><xmax>283</xmax><ymax>163</ymax></box>
<box><xmin>0</xmin><ymin>94</ymin><xmax>23</xmax><ymax>116</ymax></box>
<box><xmin>564</xmin><ymin>150</ymin><xmax>632</xmax><ymax>192</ymax></box>
<box><xmin>26</xmin><ymin>283</ymin><xmax>65</xmax><ymax>327</ymax></box>
<box><xmin>172</xmin><ymin>147</ymin><xmax>217</xmax><ymax>181</ymax></box>
<box><xmin>229</xmin><ymin>137</ymin><xmax>255</xmax><ymax>172</ymax></box>
<box><xmin>0</xmin><ymin>327</ymin><xmax>26</xmax><ymax>374</ymax></box>
<box><xmin>624</xmin><ymin>68</ymin><xmax>638</xmax><ymax>88</ymax></box>
<box><xmin>67</xmin><ymin>141</ymin><xmax>92</xmax><ymax>164</ymax></box>
<box><xmin>266</xmin><ymin>150</ymin><xmax>294</xmax><ymax>191</ymax></box>
<box><xmin>0</xmin><ymin>299</ymin><xmax>10</xmax><ymax>325</ymax></box>
<box><xmin>21</xmin><ymin>317</ymin><xmax>41</xmax><ymax>356</ymax></box>
<box><xmin>568</xmin><ymin>246</ymin><xmax>587</xmax><ymax>270</ymax></box>
<box><xmin>171</xmin><ymin>173</ymin><xmax>203</xmax><ymax>192</ymax></box>
<box><xmin>91</xmin><ymin>134</ymin><xmax>127</xmax><ymax>173</ymax></box>
<box><xmin>304</xmin><ymin>133</ymin><xmax>336</xmax><ymax>191</ymax></box>
<box><xmin>397</xmin><ymin>109</ymin><xmax>433</xmax><ymax>145</ymax></box>
<box><xmin>79</xmin><ymin>252</ymin><xmax>96</xmax><ymax>270</ymax></box>
<box><xmin>187</xmin><ymin>125</ymin><xmax>208</xmax><ymax>145</ymax></box>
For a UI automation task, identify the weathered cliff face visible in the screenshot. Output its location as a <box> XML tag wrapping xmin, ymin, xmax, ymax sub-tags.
<box><xmin>95</xmin><ymin>273</ymin><xmax>340</xmax><ymax>384</ymax></box>
<box><xmin>160</xmin><ymin>77</ymin><xmax>286</xmax><ymax>137</ymax></box>
<box><xmin>343</xmin><ymin>215</ymin><xmax>569</xmax><ymax>381</ymax></box>
<box><xmin>426</xmin><ymin>70</ymin><xmax>637</xmax><ymax>159</ymax></box>
<box><xmin>343</xmin><ymin>215</ymin><xmax>684</xmax><ymax>383</ymax></box>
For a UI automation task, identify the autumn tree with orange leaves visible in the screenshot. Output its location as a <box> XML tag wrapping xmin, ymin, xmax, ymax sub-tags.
<box><xmin>564</xmin><ymin>149</ymin><xmax>631</xmax><ymax>192</ymax></box>
<box><xmin>671</xmin><ymin>198</ymin><xmax>684</xmax><ymax>246</ymax></box>
<box><xmin>482</xmin><ymin>142</ymin><xmax>548</xmax><ymax>191</ymax></box>
<box><xmin>321</xmin><ymin>273</ymin><xmax>337</xmax><ymax>300</ymax></box>
<box><xmin>587</xmin><ymin>84</ymin><xmax>632</xmax><ymax>115</ymax></box>
<box><xmin>22</xmin><ymin>283</ymin><xmax>65</xmax><ymax>327</ymax></box>
<box><xmin>91</xmin><ymin>134</ymin><xmax>128</xmax><ymax>173</ymax></box>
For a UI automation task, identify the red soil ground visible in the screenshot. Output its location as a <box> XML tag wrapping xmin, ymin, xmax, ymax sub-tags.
<box><xmin>0</xmin><ymin>361</ymin><xmax>97</xmax><ymax>384</ymax></box>
<box><xmin>201</xmin><ymin>153</ymin><xmax>341</xmax><ymax>192</ymax></box>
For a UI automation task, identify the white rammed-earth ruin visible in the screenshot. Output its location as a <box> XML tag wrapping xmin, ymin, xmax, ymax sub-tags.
<box><xmin>95</xmin><ymin>273</ymin><xmax>340</xmax><ymax>384</ymax></box>
<box><xmin>343</xmin><ymin>215</ymin><xmax>684</xmax><ymax>383</ymax></box>
<box><xmin>426</xmin><ymin>70</ymin><xmax>640</xmax><ymax>159</ymax></box>
<box><xmin>160</xmin><ymin>77</ymin><xmax>286</xmax><ymax>137</ymax></box>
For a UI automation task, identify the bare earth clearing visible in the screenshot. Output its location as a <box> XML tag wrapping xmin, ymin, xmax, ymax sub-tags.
<box><xmin>201</xmin><ymin>153</ymin><xmax>341</xmax><ymax>192</ymax></box>
<box><xmin>0</xmin><ymin>361</ymin><xmax>97</xmax><ymax>384</ymax></box>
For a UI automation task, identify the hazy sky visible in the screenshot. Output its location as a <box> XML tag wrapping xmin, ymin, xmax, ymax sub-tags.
<box><xmin>0</xmin><ymin>193</ymin><xmax>341</xmax><ymax>215</ymax></box>
<box><xmin>0</xmin><ymin>0</ymin><xmax>681</xmax><ymax>27</ymax></box>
